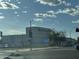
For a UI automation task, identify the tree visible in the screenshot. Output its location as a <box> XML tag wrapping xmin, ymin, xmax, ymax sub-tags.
<box><xmin>77</xmin><ymin>37</ymin><xmax>79</xmax><ymax>44</ymax></box>
<box><xmin>48</xmin><ymin>31</ymin><xmax>66</xmax><ymax>46</ymax></box>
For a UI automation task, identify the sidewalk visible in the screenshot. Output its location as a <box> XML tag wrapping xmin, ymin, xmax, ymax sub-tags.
<box><xmin>0</xmin><ymin>47</ymin><xmax>60</xmax><ymax>53</ymax></box>
<box><xmin>16</xmin><ymin>47</ymin><xmax>60</xmax><ymax>52</ymax></box>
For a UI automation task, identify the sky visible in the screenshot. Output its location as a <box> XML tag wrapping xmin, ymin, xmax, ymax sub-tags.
<box><xmin>0</xmin><ymin>0</ymin><xmax>79</xmax><ymax>39</ymax></box>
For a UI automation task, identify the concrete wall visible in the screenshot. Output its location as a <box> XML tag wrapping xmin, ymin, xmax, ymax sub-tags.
<box><xmin>0</xmin><ymin>35</ymin><xmax>28</xmax><ymax>48</ymax></box>
<box><xmin>26</xmin><ymin>27</ymin><xmax>52</xmax><ymax>47</ymax></box>
<box><xmin>0</xmin><ymin>27</ymin><xmax>52</xmax><ymax>48</ymax></box>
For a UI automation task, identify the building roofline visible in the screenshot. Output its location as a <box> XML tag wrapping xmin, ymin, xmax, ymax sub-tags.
<box><xmin>2</xmin><ymin>34</ymin><xmax>26</xmax><ymax>37</ymax></box>
<box><xmin>26</xmin><ymin>26</ymin><xmax>53</xmax><ymax>31</ymax></box>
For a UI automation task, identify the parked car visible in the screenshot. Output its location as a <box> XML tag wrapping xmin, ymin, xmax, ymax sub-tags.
<box><xmin>76</xmin><ymin>44</ymin><xmax>79</xmax><ymax>50</ymax></box>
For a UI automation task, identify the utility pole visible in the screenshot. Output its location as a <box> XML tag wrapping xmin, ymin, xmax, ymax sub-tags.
<box><xmin>23</xmin><ymin>20</ymin><xmax>33</xmax><ymax>59</ymax></box>
<box><xmin>29</xmin><ymin>20</ymin><xmax>32</xmax><ymax>51</ymax></box>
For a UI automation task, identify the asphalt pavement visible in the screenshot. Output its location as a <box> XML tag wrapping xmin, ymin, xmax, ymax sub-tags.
<box><xmin>27</xmin><ymin>47</ymin><xmax>79</xmax><ymax>59</ymax></box>
<box><xmin>1</xmin><ymin>47</ymin><xmax>79</xmax><ymax>59</ymax></box>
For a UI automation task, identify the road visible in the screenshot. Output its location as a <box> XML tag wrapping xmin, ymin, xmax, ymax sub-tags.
<box><xmin>0</xmin><ymin>47</ymin><xmax>79</xmax><ymax>59</ymax></box>
<box><xmin>29</xmin><ymin>48</ymin><xmax>79</xmax><ymax>59</ymax></box>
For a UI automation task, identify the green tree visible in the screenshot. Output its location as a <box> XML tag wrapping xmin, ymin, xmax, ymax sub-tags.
<box><xmin>77</xmin><ymin>37</ymin><xmax>79</xmax><ymax>44</ymax></box>
<box><xmin>49</xmin><ymin>31</ymin><xmax>66</xmax><ymax>46</ymax></box>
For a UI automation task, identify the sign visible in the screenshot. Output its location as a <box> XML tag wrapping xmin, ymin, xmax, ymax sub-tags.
<box><xmin>29</xmin><ymin>28</ymin><xmax>32</xmax><ymax>38</ymax></box>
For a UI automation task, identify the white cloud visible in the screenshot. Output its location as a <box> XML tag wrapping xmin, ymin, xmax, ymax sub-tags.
<box><xmin>5</xmin><ymin>29</ymin><xmax>25</xmax><ymax>35</ymax></box>
<box><xmin>72</xmin><ymin>20</ymin><xmax>79</xmax><ymax>23</ymax></box>
<box><xmin>17</xmin><ymin>1</ymin><xmax>21</xmax><ymax>4</ymax></box>
<box><xmin>62</xmin><ymin>0</ymin><xmax>71</xmax><ymax>6</ymax></box>
<box><xmin>63</xmin><ymin>8</ymin><xmax>78</xmax><ymax>16</ymax></box>
<box><xmin>32</xmin><ymin>24</ymin><xmax>37</xmax><ymax>26</ymax></box>
<box><xmin>36</xmin><ymin>0</ymin><xmax>62</xmax><ymax>6</ymax></box>
<box><xmin>55</xmin><ymin>6</ymin><xmax>79</xmax><ymax>16</ymax></box>
<box><xmin>34</xmin><ymin>18</ymin><xmax>43</xmax><ymax>22</ymax></box>
<box><xmin>0</xmin><ymin>2</ymin><xmax>19</xmax><ymax>9</ymax></box>
<box><xmin>35</xmin><ymin>6</ymin><xmax>79</xmax><ymax>18</ymax></box>
<box><xmin>0</xmin><ymin>0</ymin><xmax>2</xmax><ymax>2</ymax></box>
<box><xmin>36</xmin><ymin>0</ymin><xmax>71</xmax><ymax>6</ymax></box>
<box><xmin>35</xmin><ymin>10</ymin><xmax>56</xmax><ymax>18</ymax></box>
<box><xmin>16</xmin><ymin>14</ymin><xmax>20</xmax><ymax>17</ymax></box>
<box><xmin>14</xmin><ymin>11</ymin><xmax>20</xmax><ymax>17</ymax></box>
<box><xmin>57</xmin><ymin>7</ymin><xmax>79</xmax><ymax>16</ymax></box>
<box><xmin>22</xmin><ymin>11</ymin><xmax>27</xmax><ymax>14</ymax></box>
<box><xmin>0</xmin><ymin>16</ymin><xmax>5</xmax><ymax>19</ymax></box>
<box><xmin>0</xmin><ymin>13</ymin><xmax>3</xmax><ymax>15</ymax></box>
<box><xmin>0</xmin><ymin>0</ymin><xmax>11</xmax><ymax>2</ymax></box>
<box><xmin>0</xmin><ymin>28</ymin><xmax>25</xmax><ymax>35</ymax></box>
<box><xmin>14</xmin><ymin>11</ymin><xmax>18</xmax><ymax>14</ymax></box>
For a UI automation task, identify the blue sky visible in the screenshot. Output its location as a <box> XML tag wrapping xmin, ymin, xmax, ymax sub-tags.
<box><xmin>0</xmin><ymin>0</ymin><xmax>79</xmax><ymax>39</ymax></box>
